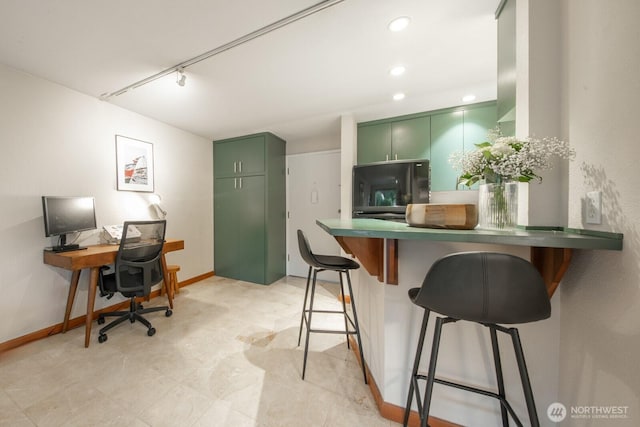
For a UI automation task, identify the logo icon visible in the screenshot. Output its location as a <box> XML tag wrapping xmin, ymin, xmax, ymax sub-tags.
<box><xmin>548</xmin><ymin>402</ymin><xmax>567</xmax><ymax>422</ymax></box>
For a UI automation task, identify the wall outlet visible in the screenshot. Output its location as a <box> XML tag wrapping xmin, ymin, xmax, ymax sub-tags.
<box><xmin>586</xmin><ymin>191</ymin><xmax>602</xmax><ymax>224</ymax></box>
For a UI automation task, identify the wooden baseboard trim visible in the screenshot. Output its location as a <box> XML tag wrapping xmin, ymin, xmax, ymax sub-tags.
<box><xmin>177</xmin><ymin>271</ymin><xmax>215</xmax><ymax>289</ymax></box>
<box><xmin>0</xmin><ymin>271</ymin><xmax>215</xmax><ymax>354</ymax></box>
<box><xmin>337</xmin><ymin>294</ymin><xmax>351</xmax><ymax>304</ymax></box>
<box><xmin>347</xmin><ymin>336</ymin><xmax>460</xmax><ymax>427</ymax></box>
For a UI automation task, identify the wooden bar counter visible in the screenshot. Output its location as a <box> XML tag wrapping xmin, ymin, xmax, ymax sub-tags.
<box><xmin>316</xmin><ymin>218</ymin><xmax>622</xmax><ymax>425</ymax></box>
<box><xmin>317</xmin><ymin>218</ymin><xmax>622</xmax><ymax>296</ymax></box>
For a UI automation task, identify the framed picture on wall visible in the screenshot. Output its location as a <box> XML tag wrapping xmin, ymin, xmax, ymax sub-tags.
<box><xmin>115</xmin><ymin>135</ymin><xmax>154</xmax><ymax>192</ymax></box>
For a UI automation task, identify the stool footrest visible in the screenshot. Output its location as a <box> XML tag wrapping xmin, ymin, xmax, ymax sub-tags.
<box><xmin>418</xmin><ymin>375</ymin><xmax>522</xmax><ymax>425</ymax></box>
<box><xmin>301</xmin><ymin>310</ymin><xmax>357</xmax><ymax>331</ymax></box>
<box><xmin>406</xmin><ymin>313</ymin><xmax>534</xmax><ymax>427</ymax></box>
<box><xmin>308</xmin><ymin>328</ymin><xmax>358</xmax><ymax>335</ymax></box>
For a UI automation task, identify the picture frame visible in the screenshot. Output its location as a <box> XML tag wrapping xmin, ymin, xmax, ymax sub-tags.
<box><xmin>115</xmin><ymin>135</ymin><xmax>154</xmax><ymax>192</ymax></box>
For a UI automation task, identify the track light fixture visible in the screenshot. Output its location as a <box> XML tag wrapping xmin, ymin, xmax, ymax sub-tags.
<box><xmin>98</xmin><ymin>0</ymin><xmax>345</xmax><ymax>100</ymax></box>
<box><xmin>176</xmin><ymin>68</ymin><xmax>186</xmax><ymax>87</ymax></box>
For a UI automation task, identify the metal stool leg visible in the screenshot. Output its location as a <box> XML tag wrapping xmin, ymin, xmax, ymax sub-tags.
<box><xmin>510</xmin><ymin>328</ymin><xmax>540</xmax><ymax>427</ymax></box>
<box><xmin>338</xmin><ymin>271</ymin><xmax>351</xmax><ymax>350</ymax></box>
<box><xmin>420</xmin><ymin>316</ymin><xmax>445</xmax><ymax>427</ymax></box>
<box><xmin>403</xmin><ymin>309</ymin><xmax>430</xmax><ymax>427</ymax></box>
<box><xmin>344</xmin><ymin>269</ymin><xmax>367</xmax><ymax>384</ymax></box>
<box><xmin>298</xmin><ymin>265</ymin><xmax>313</xmax><ymax>346</ymax></box>
<box><xmin>490</xmin><ymin>326</ymin><xmax>510</xmax><ymax>427</ymax></box>
<box><xmin>302</xmin><ymin>269</ymin><xmax>319</xmax><ymax>380</ymax></box>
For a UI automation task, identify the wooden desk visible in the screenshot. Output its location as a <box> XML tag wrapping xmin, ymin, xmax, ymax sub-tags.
<box><xmin>43</xmin><ymin>239</ymin><xmax>185</xmax><ymax>347</ymax></box>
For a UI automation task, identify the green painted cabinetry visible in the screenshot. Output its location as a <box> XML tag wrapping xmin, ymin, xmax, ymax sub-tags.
<box><xmin>214</xmin><ymin>132</ymin><xmax>286</xmax><ymax>285</ymax></box>
<box><xmin>358</xmin><ymin>101</ymin><xmax>497</xmax><ymax>191</ymax></box>
<box><xmin>430</xmin><ymin>104</ymin><xmax>497</xmax><ymax>191</ymax></box>
<box><xmin>357</xmin><ymin>123</ymin><xmax>391</xmax><ymax>164</ymax></box>
<box><xmin>430</xmin><ymin>112</ymin><xmax>463</xmax><ymax>192</ymax></box>
<box><xmin>214</xmin><ymin>134</ymin><xmax>266</xmax><ymax>177</ymax></box>
<box><xmin>357</xmin><ymin>116</ymin><xmax>430</xmax><ymax>163</ymax></box>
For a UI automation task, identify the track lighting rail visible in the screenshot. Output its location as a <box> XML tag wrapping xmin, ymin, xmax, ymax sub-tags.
<box><xmin>99</xmin><ymin>0</ymin><xmax>345</xmax><ymax>100</ymax></box>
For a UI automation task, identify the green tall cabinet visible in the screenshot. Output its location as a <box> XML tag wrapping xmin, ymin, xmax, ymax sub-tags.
<box><xmin>214</xmin><ymin>132</ymin><xmax>286</xmax><ymax>285</ymax></box>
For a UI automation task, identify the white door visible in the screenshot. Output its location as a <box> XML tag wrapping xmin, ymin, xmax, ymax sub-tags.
<box><xmin>286</xmin><ymin>150</ymin><xmax>342</xmax><ymax>280</ymax></box>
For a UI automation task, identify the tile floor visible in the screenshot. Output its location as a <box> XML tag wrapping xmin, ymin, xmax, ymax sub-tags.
<box><xmin>0</xmin><ymin>275</ymin><xmax>400</xmax><ymax>427</ymax></box>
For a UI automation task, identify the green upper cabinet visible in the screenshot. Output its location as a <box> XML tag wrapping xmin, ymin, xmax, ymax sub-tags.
<box><xmin>357</xmin><ymin>116</ymin><xmax>430</xmax><ymax>164</ymax></box>
<box><xmin>391</xmin><ymin>117</ymin><xmax>430</xmax><ymax>161</ymax></box>
<box><xmin>214</xmin><ymin>135</ymin><xmax>265</xmax><ymax>177</ymax></box>
<box><xmin>357</xmin><ymin>101</ymin><xmax>497</xmax><ymax>192</ymax></box>
<box><xmin>431</xmin><ymin>112</ymin><xmax>464</xmax><ymax>192</ymax></box>
<box><xmin>464</xmin><ymin>104</ymin><xmax>497</xmax><ymax>149</ymax></box>
<box><xmin>357</xmin><ymin>123</ymin><xmax>391</xmax><ymax>164</ymax></box>
<box><xmin>430</xmin><ymin>104</ymin><xmax>497</xmax><ymax>191</ymax></box>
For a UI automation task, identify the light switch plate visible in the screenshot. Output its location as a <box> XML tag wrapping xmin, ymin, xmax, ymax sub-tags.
<box><xmin>586</xmin><ymin>191</ymin><xmax>602</xmax><ymax>224</ymax></box>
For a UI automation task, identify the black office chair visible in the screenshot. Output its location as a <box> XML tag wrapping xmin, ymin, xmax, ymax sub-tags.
<box><xmin>403</xmin><ymin>252</ymin><xmax>551</xmax><ymax>427</ymax></box>
<box><xmin>97</xmin><ymin>220</ymin><xmax>172</xmax><ymax>343</ymax></box>
<box><xmin>296</xmin><ymin>229</ymin><xmax>367</xmax><ymax>384</ymax></box>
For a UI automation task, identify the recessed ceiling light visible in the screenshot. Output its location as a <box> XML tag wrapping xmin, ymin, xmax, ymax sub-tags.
<box><xmin>462</xmin><ymin>94</ymin><xmax>476</xmax><ymax>103</ymax></box>
<box><xmin>393</xmin><ymin>92</ymin><xmax>406</xmax><ymax>101</ymax></box>
<box><xmin>390</xmin><ymin>65</ymin><xmax>406</xmax><ymax>77</ymax></box>
<box><xmin>388</xmin><ymin>16</ymin><xmax>411</xmax><ymax>32</ymax></box>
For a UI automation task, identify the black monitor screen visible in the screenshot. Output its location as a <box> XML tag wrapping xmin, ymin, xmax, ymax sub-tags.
<box><xmin>42</xmin><ymin>196</ymin><xmax>97</xmax><ymax>237</ymax></box>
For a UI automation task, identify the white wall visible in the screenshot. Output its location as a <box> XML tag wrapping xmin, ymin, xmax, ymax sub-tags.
<box><xmin>560</xmin><ymin>0</ymin><xmax>640</xmax><ymax>423</ymax></box>
<box><xmin>516</xmin><ymin>0</ymin><xmax>568</xmax><ymax>227</ymax></box>
<box><xmin>0</xmin><ymin>64</ymin><xmax>213</xmax><ymax>344</ymax></box>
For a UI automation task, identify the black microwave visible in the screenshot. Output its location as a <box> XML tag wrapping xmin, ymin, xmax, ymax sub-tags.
<box><xmin>352</xmin><ymin>159</ymin><xmax>430</xmax><ymax>220</ymax></box>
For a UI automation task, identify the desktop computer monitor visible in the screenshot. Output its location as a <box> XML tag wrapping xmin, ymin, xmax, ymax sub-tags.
<box><xmin>42</xmin><ymin>196</ymin><xmax>97</xmax><ymax>251</ymax></box>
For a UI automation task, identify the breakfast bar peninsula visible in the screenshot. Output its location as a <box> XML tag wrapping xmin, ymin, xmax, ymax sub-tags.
<box><xmin>316</xmin><ymin>217</ymin><xmax>622</xmax><ymax>426</ymax></box>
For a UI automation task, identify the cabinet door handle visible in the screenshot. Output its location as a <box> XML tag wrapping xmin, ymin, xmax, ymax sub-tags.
<box><xmin>233</xmin><ymin>161</ymin><xmax>237</xmax><ymax>173</ymax></box>
<box><xmin>394</xmin><ymin>153</ymin><xmax>398</xmax><ymax>160</ymax></box>
<box><xmin>385</xmin><ymin>154</ymin><xmax>389</xmax><ymax>161</ymax></box>
<box><xmin>238</xmin><ymin>161</ymin><xmax>242</xmax><ymax>173</ymax></box>
<box><xmin>239</xmin><ymin>178</ymin><xmax>243</xmax><ymax>189</ymax></box>
<box><xmin>234</xmin><ymin>178</ymin><xmax>237</xmax><ymax>189</ymax></box>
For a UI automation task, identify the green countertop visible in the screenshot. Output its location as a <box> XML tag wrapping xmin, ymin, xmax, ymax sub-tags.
<box><xmin>316</xmin><ymin>218</ymin><xmax>623</xmax><ymax>251</ymax></box>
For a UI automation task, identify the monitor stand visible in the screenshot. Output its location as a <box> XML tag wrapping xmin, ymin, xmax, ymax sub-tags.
<box><xmin>50</xmin><ymin>244</ymin><xmax>85</xmax><ymax>252</ymax></box>
<box><xmin>47</xmin><ymin>234</ymin><xmax>86</xmax><ymax>252</ymax></box>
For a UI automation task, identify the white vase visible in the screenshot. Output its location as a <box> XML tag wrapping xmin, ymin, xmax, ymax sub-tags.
<box><xmin>477</xmin><ymin>182</ymin><xmax>518</xmax><ymax>230</ymax></box>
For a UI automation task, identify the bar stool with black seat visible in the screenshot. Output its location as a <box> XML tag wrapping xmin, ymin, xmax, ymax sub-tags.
<box><xmin>296</xmin><ymin>229</ymin><xmax>367</xmax><ymax>384</ymax></box>
<box><xmin>403</xmin><ymin>252</ymin><xmax>551</xmax><ymax>427</ymax></box>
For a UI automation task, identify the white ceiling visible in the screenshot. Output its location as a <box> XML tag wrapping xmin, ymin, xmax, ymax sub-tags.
<box><xmin>0</xmin><ymin>0</ymin><xmax>499</xmax><ymax>144</ymax></box>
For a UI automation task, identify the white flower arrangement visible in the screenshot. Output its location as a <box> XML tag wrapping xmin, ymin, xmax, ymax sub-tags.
<box><xmin>449</xmin><ymin>128</ymin><xmax>575</xmax><ymax>187</ymax></box>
